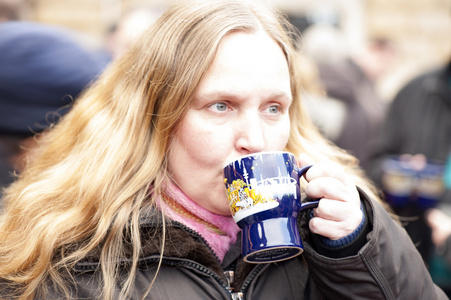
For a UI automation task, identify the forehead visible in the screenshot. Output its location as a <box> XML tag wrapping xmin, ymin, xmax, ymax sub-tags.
<box><xmin>195</xmin><ymin>30</ymin><xmax>291</xmax><ymax>100</ymax></box>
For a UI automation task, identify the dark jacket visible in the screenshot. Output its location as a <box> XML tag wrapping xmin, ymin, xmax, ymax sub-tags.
<box><xmin>367</xmin><ymin>62</ymin><xmax>451</xmax><ymax>187</ymax></box>
<box><xmin>366</xmin><ymin>62</ymin><xmax>451</xmax><ymax>293</ymax></box>
<box><xmin>39</xmin><ymin>191</ymin><xmax>447</xmax><ymax>300</ymax></box>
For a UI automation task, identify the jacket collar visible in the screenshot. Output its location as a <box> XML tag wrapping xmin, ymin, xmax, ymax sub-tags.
<box><xmin>74</xmin><ymin>206</ymin><xmax>227</xmax><ymax>277</ymax></box>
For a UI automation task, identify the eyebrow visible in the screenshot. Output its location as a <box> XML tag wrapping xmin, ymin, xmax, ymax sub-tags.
<box><xmin>196</xmin><ymin>90</ymin><xmax>293</xmax><ymax>103</ymax></box>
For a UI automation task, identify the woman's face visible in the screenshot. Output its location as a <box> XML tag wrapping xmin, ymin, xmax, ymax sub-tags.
<box><xmin>168</xmin><ymin>31</ymin><xmax>292</xmax><ymax>215</ymax></box>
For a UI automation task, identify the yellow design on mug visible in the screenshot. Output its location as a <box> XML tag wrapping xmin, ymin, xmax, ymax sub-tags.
<box><xmin>225</xmin><ymin>178</ymin><xmax>278</xmax><ymax>217</ymax></box>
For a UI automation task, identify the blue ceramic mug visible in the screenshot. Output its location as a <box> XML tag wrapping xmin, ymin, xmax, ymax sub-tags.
<box><xmin>381</xmin><ymin>157</ymin><xmax>416</xmax><ymax>208</ymax></box>
<box><xmin>382</xmin><ymin>156</ymin><xmax>445</xmax><ymax>209</ymax></box>
<box><xmin>416</xmin><ymin>161</ymin><xmax>445</xmax><ymax>210</ymax></box>
<box><xmin>223</xmin><ymin>151</ymin><xmax>319</xmax><ymax>263</ymax></box>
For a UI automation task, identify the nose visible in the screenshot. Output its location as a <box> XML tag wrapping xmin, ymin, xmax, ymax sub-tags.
<box><xmin>235</xmin><ymin>112</ymin><xmax>265</xmax><ymax>154</ymax></box>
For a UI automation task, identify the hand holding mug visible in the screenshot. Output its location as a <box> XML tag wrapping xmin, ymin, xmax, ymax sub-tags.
<box><xmin>298</xmin><ymin>154</ymin><xmax>363</xmax><ymax>241</ymax></box>
<box><xmin>224</xmin><ymin>152</ymin><xmax>363</xmax><ymax>263</ymax></box>
<box><xmin>426</xmin><ymin>208</ymin><xmax>451</xmax><ymax>247</ymax></box>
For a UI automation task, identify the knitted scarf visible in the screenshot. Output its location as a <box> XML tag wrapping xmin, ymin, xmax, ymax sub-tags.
<box><xmin>155</xmin><ymin>179</ymin><xmax>240</xmax><ymax>262</ymax></box>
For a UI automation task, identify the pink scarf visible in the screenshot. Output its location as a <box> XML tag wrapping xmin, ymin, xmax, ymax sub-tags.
<box><xmin>155</xmin><ymin>180</ymin><xmax>240</xmax><ymax>262</ymax></box>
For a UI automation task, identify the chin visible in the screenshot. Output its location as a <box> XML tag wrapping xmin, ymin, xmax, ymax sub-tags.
<box><xmin>219</xmin><ymin>209</ymin><xmax>233</xmax><ymax>216</ymax></box>
<box><xmin>209</xmin><ymin>204</ymin><xmax>232</xmax><ymax>216</ymax></box>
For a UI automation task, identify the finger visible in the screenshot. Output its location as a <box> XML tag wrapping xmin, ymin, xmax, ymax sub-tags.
<box><xmin>309</xmin><ymin>216</ymin><xmax>361</xmax><ymax>240</ymax></box>
<box><xmin>305</xmin><ymin>161</ymin><xmax>354</xmax><ymax>186</ymax></box>
<box><xmin>305</xmin><ymin>177</ymin><xmax>359</xmax><ymax>203</ymax></box>
<box><xmin>313</xmin><ymin>198</ymin><xmax>361</xmax><ymax>222</ymax></box>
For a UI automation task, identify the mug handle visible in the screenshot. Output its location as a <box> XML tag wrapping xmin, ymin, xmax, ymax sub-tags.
<box><xmin>294</xmin><ymin>164</ymin><xmax>320</xmax><ymax>211</ymax></box>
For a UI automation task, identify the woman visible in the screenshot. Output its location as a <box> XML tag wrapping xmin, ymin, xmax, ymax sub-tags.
<box><xmin>0</xmin><ymin>1</ymin><xmax>446</xmax><ymax>299</ymax></box>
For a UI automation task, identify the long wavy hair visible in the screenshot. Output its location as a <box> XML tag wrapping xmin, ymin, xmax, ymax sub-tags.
<box><xmin>0</xmin><ymin>0</ymin><xmax>383</xmax><ymax>299</ymax></box>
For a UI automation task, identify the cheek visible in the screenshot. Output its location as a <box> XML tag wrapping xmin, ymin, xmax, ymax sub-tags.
<box><xmin>167</xmin><ymin>116</ymin><xmax>232</xmax><ymax>215</ymax></box>
<box><xmin>281</xmin><ymin>121</ymin><xmax>291</xmax><ymax>145</ymax></box>
<box><xmin>284</xmin><ymin>124</ymin><xmax>291</xmax><ymax>145</ymax></box>
<box><xmin>175</xmin><ymin>124</ymin><xmax>222</xmax><ymax>162</ymax></box>
<box><xmin>168</xmin><ymin>124</ymin><xmax>202</xmax><ymax>178</ymax></box>
<box><xmin>168</xmin><ymin>114</ymin><xmax>230</xmax><ymax>185</ymax></box>
<box><xmin>267</xmin><ymin>118</ymin><xmax>290</xmax><ymax>150</ymax></box>
<box><xmin>178</xmin><ymin>115</ymin><xmax>232</xmax><ymax>161</ymax></box>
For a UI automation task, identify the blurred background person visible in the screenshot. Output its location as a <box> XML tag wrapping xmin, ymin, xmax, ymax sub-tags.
<box><xmin>289</xmin><ymin>3</ymin><xmax>450</xmax><ymax>292</ymax></box>
<box><xmin>366</xmin><ymin>58</ymin><xmax>451</xmax><ymax>295</ymax></box>
<box><xmin>105</xmin><ymin>5</ymin><xmax>164</xmax><ymax>59</ymax></box>
<box><xmin>0</xmin><ymin>0</ymin><xmax>28</xmax><ymax>22</ymax></box>
<box><xmin>301</xmin><ymin>23</ymin><xmax>396</xmax><ymax>170</ymax></box>
<box><xmin>0</xmin><ymin>21</ymin><xmax>111</xmax><ymax>203</ymax></box>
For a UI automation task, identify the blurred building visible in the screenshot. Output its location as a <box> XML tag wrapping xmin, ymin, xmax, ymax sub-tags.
<box><xmin>14</xmin><ymin>0</ymin><xmax>451</xmax><ymax>101</ymax></box>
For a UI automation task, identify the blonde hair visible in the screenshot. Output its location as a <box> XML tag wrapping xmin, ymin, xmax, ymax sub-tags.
<box><xmin>0</xmin><ymin>0</ymin><xmax>383</xmax><ymax>299</ymax></box>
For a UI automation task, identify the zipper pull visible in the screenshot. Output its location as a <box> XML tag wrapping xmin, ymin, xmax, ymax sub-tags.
<box><xmin>224</xmin><ymin>271</ymin><xmax>244</xmax><ymax>300</ymax></box>
<box><xmin>224</xmin><ymin>270</ymin><xmax>235</xmax><ymax>292</ymax></box>
<box><xmin>231</xmin><ymin>293</ymin><xmax>244</xmax><ymax>300</ymax></box>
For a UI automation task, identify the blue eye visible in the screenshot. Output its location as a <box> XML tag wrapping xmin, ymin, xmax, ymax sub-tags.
<box><xmin>212</xmin><ymin>102</ymin><xmax>228</xmax><ymax>112</ymax></box>
<box><xmin>267</xmin><ymin>105</ymin><xmax>280</xmax><ymax>114</ymax></box>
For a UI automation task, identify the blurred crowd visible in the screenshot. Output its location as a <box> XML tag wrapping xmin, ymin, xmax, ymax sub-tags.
<box><xmin>298</xmin><ymin>8</ymin><xmax>451</xmax><ymax>296</ymax></box>
<box><xmin>0</xmin><ymin>0</ymin><xmax>450</xmax><ymax>295</ymax></box>
<box><xmin>297</xmin><ymin>4</ymin><xmax>451</xmax><ymax>295</ymax></box>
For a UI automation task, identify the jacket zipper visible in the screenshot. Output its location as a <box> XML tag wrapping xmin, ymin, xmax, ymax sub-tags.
<box><xmin>75</xmin><ymin>221</ymin><xmax>264</xmax><ymax>299</ymax></box>
<box><xmin>240</xmin><ymin>263</ymin><xmax>266</xmax><ymax>295</ymax></box>
<box><xmin>171</xmin><ymin>221</ymin><xmax>244</xmax><ymax>299</ymax></box>
<box><xmin>224</xmin><ymin>270</ymin><xmax>244</xmax><ymax>300</ymax></box>
<box><xmin>142</xmin><ymin>256</ymin><xmax>242</xmax><ymax>299</ymax></box>
<box><xmin>172</xmin><ymin>221</ymin><xmax>269</xmax><ymax>299</ymax></box>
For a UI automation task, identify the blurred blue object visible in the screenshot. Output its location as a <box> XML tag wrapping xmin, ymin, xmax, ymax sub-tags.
<box><xmin>0</xmin><ymin>21</ymin><xmax>111</xmax><ymax>136</ymax></box>
<box><xmin>445</xmin><ymin>153</ymin><xmax>451</xmax><ymax>189</ymax></box>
